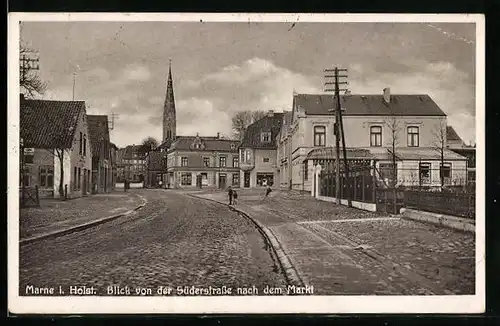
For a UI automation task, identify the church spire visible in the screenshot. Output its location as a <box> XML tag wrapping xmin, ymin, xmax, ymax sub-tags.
<box><xmin>163</xmin><ymin>59</ymin><xmax>176</xmax><ymax>142</ymax></box>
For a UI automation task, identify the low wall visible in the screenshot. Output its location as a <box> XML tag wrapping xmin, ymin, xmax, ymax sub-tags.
<box><xmin>115</xmin><ymin>182</ymin><xmax>143</xmax><ymax>189</ymax></box>
<box><xmin>317</xmin><ymin>196</ymin><xmax>377</xmax><ymax>212</ymax></box>
<box><xmin>400</xmin><ymin>208</ymin><xmax>475</xmax><ymax>233</ymax></box>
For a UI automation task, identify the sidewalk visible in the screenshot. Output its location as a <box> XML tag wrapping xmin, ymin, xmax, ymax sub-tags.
<box><xmin>19</xmin><ymin>191</ymin><xmax>145</xmax><ymax>241</ymax></box>
<box><xmin>193</xmin><ymin>189</ymin><xmax>475</xmax><ymax>295</ymax></box>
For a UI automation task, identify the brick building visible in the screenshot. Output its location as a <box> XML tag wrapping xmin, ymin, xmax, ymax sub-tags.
<box><xmin>20</xmin><ymin>95</ymin><xmax>93</xmax><ymax>198</ymax></box>
<box><xmin>87</xmin><ymin>115</ymin><xmax>113</xmax><ymax>193</ymax></box>
<box><xmin>165</xmin><ymin>134</ymin><xmax>239</xmax><ymax>188</ymax></box>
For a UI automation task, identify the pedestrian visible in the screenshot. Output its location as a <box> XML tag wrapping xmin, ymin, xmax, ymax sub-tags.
<box><xmin>158</xmin><ymin>180</ymin><xmax>163</xmax><ymax>188</ymax></box>
<box><xmin>227</xmin><ymin>186</ymin><xmax>233</xmax><ymax>205</ymax></box>
<box><xmin>264</xmin><ymin>185</ymin><xmax>272</xmax><ymax>199</ymax></box>
<box><xmin>232</xmin><ymin>190</ymin><xmax>238</xmax><ymax>204</ymax></box>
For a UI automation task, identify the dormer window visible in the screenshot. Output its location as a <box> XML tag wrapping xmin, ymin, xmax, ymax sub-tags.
<box><xmin>230</xmin><ymin>143</ymin><xmax>236</xmax><ymax>150</ymax></box>
<box><xmin>261</xmin><ymin>132</ymin><xmax>271</xmax><ymax>143</ymax></box>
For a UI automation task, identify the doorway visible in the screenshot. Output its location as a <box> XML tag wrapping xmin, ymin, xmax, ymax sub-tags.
<box><xmin>244</xmin><ymin>172</ymin><xmax>250</xmax><ymax>188</ymax></box>
<box><xmin>219</xmin><ymin>173</ymin><xmax>227</xmax><ymax>189</ymax></box>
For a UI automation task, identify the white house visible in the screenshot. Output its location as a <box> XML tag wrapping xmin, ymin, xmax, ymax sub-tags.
<box><xmin>20</xmin><ymin>95</ymin><xmax>93</xmax><ymax>198</ymax></box>
<box><xmin>278</xmin><ymin>88</ymin><xmax>469</xmax><ymax>192</ymax></box>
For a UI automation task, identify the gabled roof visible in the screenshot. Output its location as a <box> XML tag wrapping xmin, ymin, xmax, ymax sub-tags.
<box><xmin>146</xmin><ymin>151</ymin><xmax>166</xmax><ymax>171</ymax></box>
<box><xmin>240</xmin><ymin>112</ymin><xmax>284</xmax><ymax>149</ymax></box>
<box><xmin>294</xmin><ymin>94</ymin><xmax>446</xmax><ymax>117</ymax></box>
<box><xmin>446</xmin><ymin>126</ymin><xmax>463</xmax><ymax>141</ymax></box>
<box><xmin>87</xmin><ymin>115</ymin><xmax>110</xmax><ymax>158</ymax></box>
<box><xmin>121</xmin><ymin>145</ymin><xmax>144</xmax><ymax>159</ymax></box>
<box><xmin>20</xmin><ymin>98</ymin><xmax>85</xmax><ymax>149</ymax></box>
<box><xmin>168</xmin><ymin>136</ymin><xmax>239</xmax><ymax>152</ymax></box>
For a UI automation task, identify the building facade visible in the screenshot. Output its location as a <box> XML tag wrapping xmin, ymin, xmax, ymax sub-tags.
<box><xmin>277</xmin><ymin>111</ymin><xmax>293</xmax><ymax>189</ymax></box>
<box><xmin>145</xmin><ymin>150</ymin><xmax>167</xmax><ymax>188</ymax></box>
<box><xmin>88</xmin><ymin>115</ymin><xmax>113</xmax><ymax>193</ymax></box>
<box><xmin>20</xmin><ymin>96</ymin><xmax>93</xmax><ymax>198</ymax></box>
<box><xmin>165</xmin><ymin>135</ymin><xmax>239</xmax><ymax>189</ymax></box>
<box><xmin>239</xmin><ymin>111</ymin><xmax>284</xmax><ymax>188</ymax></box>
<box><xmin>279</xmin><ymin>89</ymin><xmax>468</xmax><ymax>192</ymax></box>
<box><xmin>118</xmin><ymin>145</ymin><xmax>146</xmax><ymax>182</ymax></box>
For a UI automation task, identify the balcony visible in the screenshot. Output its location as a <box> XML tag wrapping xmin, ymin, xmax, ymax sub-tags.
<box><xmin>239</xmin><ymin>162</ymin><xmax>255</xmax><ymax>171</ymax></box>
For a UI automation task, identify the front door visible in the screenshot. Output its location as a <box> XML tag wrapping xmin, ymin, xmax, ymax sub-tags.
<box><xmin>219</xmin><ymin>174</ymin><xmax>227</xmax><ymax>189</ymax></box>
<box><xmin>244</xmin><ymin>172</ymin><xmax>250</xmax><ymax>188</ymax></box>
<box><xmin>82</xmin><ymin>169</ymin><xmax>87</xmax><ymax>195</ymax></box>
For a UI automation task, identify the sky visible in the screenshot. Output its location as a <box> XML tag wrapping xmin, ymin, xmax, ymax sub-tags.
<box><xmin>20</xmin><ymin>20</ymin><xmax>477</xmax><ymax>148</ymax></box>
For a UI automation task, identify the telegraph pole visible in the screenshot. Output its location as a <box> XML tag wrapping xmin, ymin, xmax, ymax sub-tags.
<box><xmin>19</xmin><ymin>51</ymin><xmax>40</xmax><ymax>93</ymax></box>
<box><xmin>325</xmin><ymin>67</ymin><xmax>348</xmax><ymax>205</ymax></box>
<box><xmin>72</xmin><ymin>72</ymin><xmax>76</xmax><ymax>100</ymax></box>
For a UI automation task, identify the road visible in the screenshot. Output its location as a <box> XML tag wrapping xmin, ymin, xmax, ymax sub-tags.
<box><xmin>19</xmin><ymin>189</ymin><xmax>287</xmax><ymax>296</ymax></box>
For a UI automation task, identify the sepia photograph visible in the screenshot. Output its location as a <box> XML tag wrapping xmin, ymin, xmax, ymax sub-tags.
<box><xmin>8</xmin><ymin>13</ymin><xmax>484</xmax><ymax>314</ymax></box>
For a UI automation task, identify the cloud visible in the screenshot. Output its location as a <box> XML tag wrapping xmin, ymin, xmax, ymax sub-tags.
<box><xmin>122</xmin><ymin>64</ymin><xmax>151</xmax><ymax>82</ymax></box>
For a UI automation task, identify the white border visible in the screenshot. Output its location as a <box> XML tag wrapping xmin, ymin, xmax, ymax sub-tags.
<box><xmin>8</xmin><ymin>13</ymin><xmax>485</xmax><ymax>314</ymax></box>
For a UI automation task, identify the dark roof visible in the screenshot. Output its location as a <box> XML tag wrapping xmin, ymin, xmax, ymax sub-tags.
<box><xmin>168</xmin><ymin>136</ymin><xmax>239</xmax><ymax>152</ymax></box>
<box><xmin>240</xmin><ymin>113</ymin><xmax>284</xmax><ymax>149</ymax></box>
<box><xmin>294</xmin><ymin>94</ymin><xmax>446</xmax><ymax>116</ymax></box>
<box><xmin>305</xmin><ymin>147</ymin><xmax>466</xmax><ymax>161</ymax></box>
<box><xmin>146</xmin><ymin>151</ymin><xmax>166</xmax><ymax>171</ymax></box>
<box><xmin>20</xmin><ymin>98</ymin><xmax>85</xmax><ymax>149</ymax></box>
<box><xmin>121</xmin><ymin>145</ymin><xmax>144</xmax><ymax>159</ymax></box>
<box><xmin>87</xmin><ymin>115</ymin><xmax>110</xmax><ymax>157</ymax></box>
<box><xmin>446</xmin><ymin>126</ymin><xmax>463</xmax><ymax>141</ymax></box>
<box><xmin>306</xmin><ymin>147</ymin><xmax>374</xmax><ymax>161</ymax></box>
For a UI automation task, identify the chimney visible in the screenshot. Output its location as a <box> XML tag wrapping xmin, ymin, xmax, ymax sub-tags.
<box><xmin>383</xmin><ymin>88</ymin><xmax>390</xmax><ymax>103</ymax></box>
<box><xmin>267</xmin><ymin>110</ymin><xmax>274</xmax><ymax>117</ymax></box>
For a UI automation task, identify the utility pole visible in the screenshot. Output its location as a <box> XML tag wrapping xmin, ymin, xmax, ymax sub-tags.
<box><xmin>325</xmin><ymin>67</ymin><xmax>349</xmax><ymax>205</ymax></box>
<box><xmin>19</xmin><ymin>51</ymin><xmax>40</xmax><ymax>92</ymax></box>
<box><xmin>109</xmin><ymin>112</ymin><xmax>119</xmax><ymax>130</ymax></box>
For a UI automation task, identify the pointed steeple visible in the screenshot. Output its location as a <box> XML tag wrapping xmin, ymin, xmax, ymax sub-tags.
<box><xmin>163</xmin><ymin>59</ymin><xmax>176</xmax><ymax>142</ymax></box>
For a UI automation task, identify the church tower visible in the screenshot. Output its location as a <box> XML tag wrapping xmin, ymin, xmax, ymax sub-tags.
<box><xmin>162</xmin><ymin>60</ymin><xmax>176</xmax><ymax>142</ymax></box>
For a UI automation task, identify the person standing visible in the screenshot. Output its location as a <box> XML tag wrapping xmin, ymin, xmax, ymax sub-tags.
<box><xmin>232</xmin><ymin>190</ymin><xmax>238</xmax><ymax>204</ymax></box>
<box><xmin>227</xmin><ymin>186</ymin><xmax>233</xmax><ymax>205</ymax></box>
<box><xmin>264</xmin><ymin>185</ymin><xmax>272</xmax><ymax>199</ymax></box>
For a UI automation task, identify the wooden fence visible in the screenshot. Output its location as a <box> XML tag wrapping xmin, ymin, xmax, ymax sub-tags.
<box><xmin>19</xmin><ymin>186</ymin><xmax>40</xmax><ymax>208</ymax></box>
<box><xmin>403</xmin><ymin>189</ymin><xmax>475</xmax><ymax>219</ymax></box>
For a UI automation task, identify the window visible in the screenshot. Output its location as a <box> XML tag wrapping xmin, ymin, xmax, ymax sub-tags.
<box><xmin>419</xmin><ymin>162</ymin><xmax>431</xmax><ymax>184</ymax></box>
<box><xmin>440</xmin><ymin>163</ymin><xmax>452</xmax><ymax>184</ymax></box>
<box><xmin>263</xmin><ymin>157</ymin><xmax>270</xmax><ymax>163</ymax></box>
<box><xmin>78</xmin><ymin>168</ymin><xmax>81</xmax><ymax>190</ymax></box>
<box><xmin>203</xmin><ymin>157</ymin><xmax>210</xmax><ymax>167</ymax></box>
<box><xmin>261</xmin><ymin>132</ymin><xmax>271</xmax><ymax>143</ymax></box>
<box><xmin>379</xmin><ymin>163</ymin><xmax>397</xmax><ymax>184</ymax></box>
<box><xmin>245</xmin><ymin>150</ymin><xmax>251</xmax><ymax>162</ymax></box>
<box><xmin>407</xmin><ymin>126</ymin><xmax>419</xmax><ymax>147</ymax></box>
<box><xmin>78</xmin><ymin>132</ymin><xmax>83</xmax><ymax>155</ymax></box>
<box><xmin>40</xmin><ymin>166</ymin><xmax>54</xmax><ymax>188</ymax></box>
<box><xmin>83</xmin><ymin>135</ymin><xmax>87</xmax><ymax>156</ymax></box>
<box><xmin>304</xmin><ymin>162</ymin><xmax>308</xmax><ymax>181</ymax></box>
<box><xmin>181</xmin><ymin>157</ymin><xmax>188</xmax><ymax>167</ymax></box>
<box><xmin>219</xmin><ymin>156</ymin><xmax>227</xmax><ymax>167</ymax></box>
<box><xmin>24</xmin><ymin>152</ymin><xmax>34</xmax><ymax>164</ymax></box>
<box><xmin>233</xmin><ymin>157</ymin><xmax>239</xmax><ymax>168</ymax></box>
<box><xmin>232</xmin><ymin>173</ymin><xmax>239</xmax><ymax>185</ymax></box>
<box><xmin>181</xmin><ymin>172</ymin><xmax>192</xmax><ymax>186</ymax></box>
<box><xmin>240</xmin><ymin>150</ymin><xmax>245</xmax><ymax>163</ymax></box>
<box><xmin>73</xmin><ymin>167</ymin><xmax>78</xmax><ymax>190</ymax></box>
<box><xmin>230</xmin><ymin>144</ymin><xmax>236</xmax><ymax>150</ymax></box>
<box><xmin>370</xmin><ymin>126</ymin><xmax>382</xmax><ymax>147</ymax></box>
<box><xmin>313</xmin><ymin>126</ymin><xmax>326</xmax><ymax>147</ymax></box>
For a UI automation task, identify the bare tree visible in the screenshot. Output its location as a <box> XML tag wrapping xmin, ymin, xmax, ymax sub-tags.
<box><xmin>138</xmin><ymin>136</ymin><xmax>159</xmax><ymax>157</ymax></box>
<box><xmin>386</xmin><ymin>115</ymin><xmax>400</xmax><ymax>187</ymax></box>
<box><xmin>231</xmin><ymin>110</ymin><xmax>267</xmax><ymax>140</ymax></box>
<box><xmin>432</xmin><ymin>119</ymin><xmax>448</xmax><ymax>190</ymax></box>
<box><xmin>19</xmin><ymin>45</ymin><xmax>47</xmax><ymax>98</ymax></box>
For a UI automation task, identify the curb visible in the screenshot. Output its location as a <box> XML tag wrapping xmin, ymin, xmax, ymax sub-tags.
<box><xmin>188</xmin><ymin>194</ymin><xmax>306</xmax><ymax>288</ymax></box>
<box><xmin>20</xmin><ymin>194</ymin><xmax>148</xmax><ymax>245</ymax></box>
<box><xmin>400</xmin><ymin>208</ymin><xmax>475</xmax><ymax>233</ymax></box>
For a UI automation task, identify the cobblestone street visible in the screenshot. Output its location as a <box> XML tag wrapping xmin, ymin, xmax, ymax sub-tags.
<box><xmin>19</xmin><ymin>189</ymin><xmax>287</xmax><ymax>296</ymax></box>
<box><xmin>194</xmin><ymin>188</ymin><xmax>476</xmax><ymax>295</ymax></box>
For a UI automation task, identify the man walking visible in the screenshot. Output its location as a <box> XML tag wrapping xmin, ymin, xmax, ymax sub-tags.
<box><xmin>264</xmin><ymin>185</ymin><xmax>272</xmax><ymax>199</ymax></box>
<box><xmin>228</xmin><ymin>186</ymin><xmax>233</xmax><ymax>205</ymax></box>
